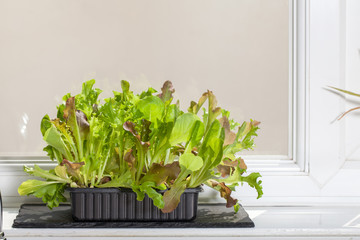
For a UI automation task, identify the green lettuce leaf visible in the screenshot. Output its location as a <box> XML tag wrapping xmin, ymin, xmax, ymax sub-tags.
<box><xmin>137</xmin><ymin>95</ymin><xmax>165</xmax><ymax>124</ymax></box>
<box><xmin>18</xmin><ymin>180</ymin><xmax>67</xmax><ymax>209</ymax></box>
<box><xmin>162</xmin><ymin>182</ymin><xmax>187</xmax><ymax>213</ymax></box>
<box><xmin>24</xmin><ymin>165</ymin><xmax>71</xmax><ymax>183</ymax></box>
<box><xmin>169</xmin><ymin>113</ymin><xmax>201</xmax><ymax>146</ymax></box>
<box><xmin>222</xmin><ymin>167</ymin><xmax>263</xmax><ymax>199</ymax></box>
<box><xmin>179</xmin><ymin>153</ymin><xmax>203</xmax><ymax>172</ymax></box>
<box><xmin>139</xmin><ymin>181</ymin><xmax>164</xmax><ymax>209</ymax></box>
<box><xmin>43</xmin><ymin>124</ymin><xmax>74</xmax><ymax>162</ymax></box>
<box><xmin>162</xmin><ymin>153</ymin><xmax>203</xmax><ymax>213</ymax></box>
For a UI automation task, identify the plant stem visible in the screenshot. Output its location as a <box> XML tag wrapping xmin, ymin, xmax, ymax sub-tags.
<box><xmin>96</xmin><ymin>130</ymin><xmax>115</xmax><ymax>185</ymax></box>
<box><xmin>136</xmin><ymin>145</ymin><xmax>145</xmax><ymax>183</ymax></box>
<box><xmin>118</xmin><ymin>132</ymin><xmax>125</xmax><ymax>173</ymax></box>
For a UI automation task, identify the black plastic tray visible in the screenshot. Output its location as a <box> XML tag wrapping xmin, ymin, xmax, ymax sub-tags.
<box><xmin>67</xmin><ymin>187</ymin><xmax>202</xmax><ymax>221</ymax></box>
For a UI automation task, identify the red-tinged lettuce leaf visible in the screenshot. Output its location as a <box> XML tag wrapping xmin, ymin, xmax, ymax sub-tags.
<box><xmin>217</xmin><ymin>158</ymin><xmax>247</xmax><ymax>177</ymax></box>
<box><xmin>221</xmin><ymin>167</ymin><xmax>263</xmax><ymax>199</ymax></box>
<box><xmin>157</xmin><ymin>80</ymin><xmax>175</xmax><ymax>103</ymax></box>
<box><xmin>51</xmin><ymin>118</ymin><xmax>79</xmax><ymax>161</ymax></box>
<box><xmin>124</xmin><ymin>122</ymin><xmax>145</xmax><ymax>144</ymax></box>
<box><xmin>56</xmin><ymin>80</ymin><xmax>101</xmax><ymax>124</ymax></box>
<box><xmin>75</xmin><ymin>110</ymin><xmax>90</xmax><ymax>140</ymax></box>
<box><xmin>63</xmin><ymin>97</ymin><xmax>74</xmax><ymax>119</ymax></box>
<box><xmin>223</xmin><ymin>158</ymin><xmax>247</xmax><ymax>170</ymax></box>
<box><xmin>237</xmin><ymin>120</ymin><xmax>260</xmax><ymax>141</ymax></box>
<box><xmin>223</xmin><ymin>120</ymin><xmax>260</xmax><ymax>160</ymax></box>
<box><xmin>209</xmin><ymin>180</ymin><xmax>238</xmax><ymax>208</ymax></box>
<box><xmin>219</xmin><ymin>116</ymin><xmax>236</xmax><ymax>146</ymax></box>
<box><xmin>123</xmin><ymin>121</ymin><xmax>150</xmax><ymax>183</ymax></box>
<box><xmin>161</xmin><ymin>154</ymin><xmax>203</xmax><ymax>213</ymax></box>
<box><xmin>240</xmin><ymin>120</ymin><xmax>260</xmax><ymax>150</ymax></box>
<box><xmin>141</xmin><ymin>162</ymin><xmax>181</xmax><ymax>186</ymax></box>
<box><xmin>207</xmin><ymin>91</ymin><xmax>222</xmax><ymax>125</ymax></box>
<box><xmin>221</xmin><ymin>109</ymin><xmax>240</xmax><ymax>130</ymax></box>
<box><xmin>60</xmin><ymin>159</ymin><xmax>85</xmax><ymax>182</ymax></box>
<box><xmin>124</xmin><ymin>149</ymin><xmax>136</xmax><ymax>178</ymax></box>
<box><xmin>99</xmin><ymin>176</ymin><xmax>111</xmax><ymax>184</ymax></box>
<box><xmin>162</xmin><ymin>182</ymin><xmax>187</xmax><ymax>213</ymax></box>
<box><xmin>188</xmin><ymin>92</ymin><xmax>208</xmax><ymax>114</ymax></box>
<box><xmin>56</xmin><ymin>93</ymin><xmax>71</xmax><ymax>122</ymax></box>
<box><xmin>63</xmin><ymin>97</ymin><xmax>84</xmax><ymax>159</ymax></box>
<box><xmin>63</xmin><ymin>98</ymin><xmax>91</xmax><ymax>152</ymax></box>
<box><xmin>96</xmin><ymin>171</ymin><xmax>132</xmax><ymax>188</ymax></box>
<box><xmin>217</xmin><ymin>165</ymin><xmax>232</xmax><ymax>178</ymax></box>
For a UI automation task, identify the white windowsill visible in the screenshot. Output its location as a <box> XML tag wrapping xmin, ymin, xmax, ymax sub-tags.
<box><xmin>3</xmin><ymin>206</ymin><xmax>360</xmax><ymax>239</ymax></box>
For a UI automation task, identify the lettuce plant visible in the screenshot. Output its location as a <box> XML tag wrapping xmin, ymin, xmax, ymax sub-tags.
<box><xmin>18</xmin><ymin>80</ymin><xmax>263</xmax><ymax>212</ymax></box>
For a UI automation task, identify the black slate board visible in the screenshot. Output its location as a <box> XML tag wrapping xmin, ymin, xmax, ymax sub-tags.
<box><xmin>12</xmin><ymin>204</ymin><xmax>254</xmax><ymax>228</ymax></box>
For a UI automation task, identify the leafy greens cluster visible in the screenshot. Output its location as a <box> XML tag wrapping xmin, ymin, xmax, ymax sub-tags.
<box><xmin>18</xmin><ymin>80</ymin><xmax>263</xmax><ymax>212</ymax></box>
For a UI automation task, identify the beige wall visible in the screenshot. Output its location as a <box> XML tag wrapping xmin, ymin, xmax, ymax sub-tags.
<box><xmin>0</xmin><ymin>0</ymin><xmax>289</xmax><ymax>156</ymax></box>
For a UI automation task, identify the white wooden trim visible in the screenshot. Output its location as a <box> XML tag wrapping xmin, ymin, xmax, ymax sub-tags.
<box><xmin>292</xmin><ymin>0</ymin><xmax>310</xmax><ymax>172</ymax></box>
<box><xmin>288</xmin><ymin>0</ymin><xmax>295</xmax><ymax>160</ymax></box>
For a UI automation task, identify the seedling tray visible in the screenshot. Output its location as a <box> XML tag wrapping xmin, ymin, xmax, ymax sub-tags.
<box><xmin>67</xmin><ymin>187</ymin><xmax>202</xmax><ymax>221</ymax></box>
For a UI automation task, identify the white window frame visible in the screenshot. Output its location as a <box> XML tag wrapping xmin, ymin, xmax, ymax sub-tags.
<box><xmin>244</xmin><ymin>0</ymin><xmax>307</xmax><ymax>173</ymax></box>
<box><xmin>2</xmin><ymin>0</ymin><xmax>360</xmax><ymax>207</ymax></box>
